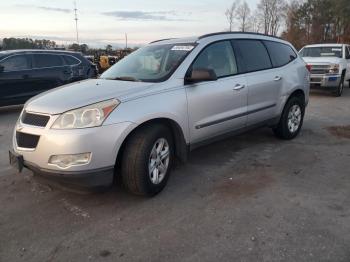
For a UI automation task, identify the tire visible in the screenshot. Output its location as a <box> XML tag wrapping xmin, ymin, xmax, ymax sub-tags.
<box><xmin>273</xmin><ymin>96</ymin><xmax>305</xmax><ymax>140</ymax></box>
<box><xmin>333</xmin><ymin>75</ymin><xmax>344</xmax><ymax>97</ymax></box>
<box><xmin>121</xmin><ymin>124</ymin><xmax>174</xmax><ymax>196</ymax></box>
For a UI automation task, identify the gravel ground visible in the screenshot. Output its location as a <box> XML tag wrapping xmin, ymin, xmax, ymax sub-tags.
<box><xmin>1</xmin><ymin>85</ymin><xmax>350</xmax><ymax>262</ymax></box>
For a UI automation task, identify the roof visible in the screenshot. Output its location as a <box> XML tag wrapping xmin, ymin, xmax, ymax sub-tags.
<box><xmin>303</xmin><ymin>43</ymin><xmax>345</xmax><ymax>48</ymax></box>
<box><xmin>149</xmin><ymin>36</ymin><xmax>198</xmax><ymax>45</ymax></box>
<box><xmin>0</xmin><ymin>49</ymin><xmax>81</xmax><ymax>56</ymax></box>
<box><xmin>149</xmin><ymin>31</ymin><xmax>286</xmax><ymax>45</ymax></box>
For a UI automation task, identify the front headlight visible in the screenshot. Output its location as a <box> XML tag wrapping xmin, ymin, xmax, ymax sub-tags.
<box><xmin>328</xmin><ymin>64</ymin><xmax>339</xmax><ymax>74</ymax></box>
<box><xmin>51</xmin><ymin>99</ymin><xmax>120</xmax><ymax>129</ymax></box>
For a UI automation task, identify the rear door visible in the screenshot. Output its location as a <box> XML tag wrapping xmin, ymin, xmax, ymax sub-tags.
<box><xmin>0</xmin><ymin>54</ymin><xmax>33</xmax><ymax>106</ymax></box>
<box><xmin>186</xmin><ymin>40</ymin><xmax>248</xmax><ymax>143</ymax></box>
<box><xmin>31</xmin><ymin>53</ymin><xmax>70</xmax><ymax>93</ymax></box>
<box><xmin>232</xmin><ymin>39</ymin><xmax>283</xmax><ymax>125</ymax></box>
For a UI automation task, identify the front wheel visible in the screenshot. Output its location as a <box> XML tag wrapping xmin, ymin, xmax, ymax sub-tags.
<box><xmin>121</xmin><ymin>124</ymin><xmax>174</xmax><ymax>196</ymax></box>
<box><xmin>333</xmin><ymin>76</ymin><xmax>344</xmax><ymax>97</ymax></box>
<box><xmin>273</xmin><ymin>96</ymin><xmax>305</xmax><ymax>140</ymax></box>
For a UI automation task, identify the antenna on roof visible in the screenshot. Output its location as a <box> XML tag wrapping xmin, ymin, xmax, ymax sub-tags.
<box><xmin>74</xmin><ymin>1</ymin><xmax>79</xmax><ymax>45</ymax></box>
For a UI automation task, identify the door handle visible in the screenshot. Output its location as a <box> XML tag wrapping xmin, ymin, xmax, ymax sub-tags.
<box><xmin>233</xmin><ymin>84</ymin><xmax>245</xmax><ymax>91</ymax></box>
<box><xmin>274</xmin><ymin>76</ymin><xmax>282</xmax><ymax>81</ymax></box>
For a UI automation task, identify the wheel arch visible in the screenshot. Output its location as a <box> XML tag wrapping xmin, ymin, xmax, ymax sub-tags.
<box><xmin>116</xmin><ymin>118</ymin><xmax>189</xmax><ymax>168</ymax></box>
<box><xmin>288</xmin><ymin>89</ymin><xmax>306</xmax><ymax>105</ymax></box>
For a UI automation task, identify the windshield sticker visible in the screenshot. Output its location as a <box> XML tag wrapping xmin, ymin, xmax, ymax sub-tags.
<box><xmin>331</xmin><ymin>48</ymin><xmax>342</xmax><ymax>51</ymax></box>
<box><xmin>171</xmin><ymin>46</ymin><xmax>194</xmax><ymax>51</ymax></box>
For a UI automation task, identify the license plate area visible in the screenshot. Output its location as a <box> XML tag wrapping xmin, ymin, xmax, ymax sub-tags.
<box><xmin>9</xmin><ymin>150</ymin><xmax>24</xmax><ymax>172</ymax></box>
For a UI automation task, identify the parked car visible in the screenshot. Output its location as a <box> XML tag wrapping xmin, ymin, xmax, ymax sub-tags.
<box><xmin>299</xmin><ymin>43</ymin><xmax>350</xmax><ymax>96</ymax></box>
<box><xmin>0</xmin><ymin>50</ymin><xmax>98</xmax><ymax>106</ymax></box>
<box><xmin>9</xmin><ymin>32</ymin><xmax>310</xmax><ymax>196</ymax></box>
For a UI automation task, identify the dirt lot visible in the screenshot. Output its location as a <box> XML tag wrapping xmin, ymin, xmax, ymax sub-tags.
<box><xmin>1</xmin><ymin>86</ymin><xmax>350</xmax><ymax>262</ymax></box>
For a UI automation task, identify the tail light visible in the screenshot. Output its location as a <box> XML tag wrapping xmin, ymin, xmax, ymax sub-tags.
<box><xmin>306</xmin><ymin>64</ymin><xmax>312</xmax><ymax>72</ymax></box>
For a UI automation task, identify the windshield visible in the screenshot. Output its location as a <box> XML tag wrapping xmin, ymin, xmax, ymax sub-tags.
<box><xmin>300</xmin><ymin>46</ymin><xmax>343</xmax><ymax>58</ymax></box>
<box><xmin>100</xmin><ymin>43</ymin><xmax>195</xmax><ymax>82</ymax></box>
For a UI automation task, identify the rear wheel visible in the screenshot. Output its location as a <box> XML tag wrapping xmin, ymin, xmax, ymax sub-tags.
<box><xmin>121</xmin><ymin>124</ymin><xmax>174</xmax><ymax>196</ymax></box>
<box><xmin>273</xmin><ymin>96</ymin><xmax>305</xmax><ymax>140</ymax></box>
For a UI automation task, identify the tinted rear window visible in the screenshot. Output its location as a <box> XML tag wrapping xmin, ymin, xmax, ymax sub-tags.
<box><xmin>63</xmin><ymin>55</ymin><xmax>80</xmax><ymax>65</ymax></box>
<box><xmin>233</xmin><ymin>40</ymin><xmax>272</xmax><ymax>73</ymax></box>
<box><xmin>264</xmin><ymin>41</ymin><xmax>297</xmax><ymax>67</ymax></box>
<box><xmin>33</xmin><ymin>54</ymin><xmax>64</xmax><ymax>68</ymax></box>
<box><xmin>0</xmin><ymin>55</ymin><xmax>30</xmax><ymax>71</ymax></box>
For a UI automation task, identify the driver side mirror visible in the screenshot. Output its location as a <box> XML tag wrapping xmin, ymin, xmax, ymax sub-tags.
<box><xmin>185</xmin><ymin>68</ymin><xmax>217</xmax><ymax>84</ymax></box>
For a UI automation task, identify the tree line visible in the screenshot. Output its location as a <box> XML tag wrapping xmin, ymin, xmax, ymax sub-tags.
<box><xmin>0</xmin><ymin>38</ymin><xmax>135</xmax><ymax>56</ymax></box>
<box><xmin>226</xmin><ymin>0</ymin><xmax>350</xmax><ymax>49</ymax></box>
<box><xmin>1</xmin><ymin>38</ymin><xmax>58</xmax><ymax>50</ymax></box>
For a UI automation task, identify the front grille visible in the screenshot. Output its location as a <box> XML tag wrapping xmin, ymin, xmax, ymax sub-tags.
<box><xmin>16</xmin><ymin>132</ymin><xmax>40</xmax><ymax>149</ymax></box>
<box><xmin>21</xmin><ymin>112</ymin><xmax>50</xmax><ymax>127</ymax></box>
<box><xmin>310</xmin><ymin>65</ymin><xmax>329</xmax><ymax>75</ymax></box>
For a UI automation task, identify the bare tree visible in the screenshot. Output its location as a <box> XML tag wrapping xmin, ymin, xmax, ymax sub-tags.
<box><xmin>257</xmin><ymin>0</ymin><xmax>286</xmax><ymax>36</ymax></box>
<box><xmin>225</xmin><ymin>0</ymin><xmax>240</xmax><ymax>31</ymax></box>
<box><xmin>249</xmin><ymin>10</ymin><xmax>263</xmax><ymax>33</ymax></box>
<box><xmin>236</xmin><ymin>1</ymin><xmax>251</xmax><ymax>32</ymax></box>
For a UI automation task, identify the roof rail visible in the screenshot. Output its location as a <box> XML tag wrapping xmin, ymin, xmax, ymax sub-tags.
<box><xmin>149</xmin><ymin>38</ymin><xmax>177</xmax><ymax>44</ymax></box>
<box><xmin>198</xmin><ymin>31</ymin><xmax>282</xmax><ymax>40</ymax></box>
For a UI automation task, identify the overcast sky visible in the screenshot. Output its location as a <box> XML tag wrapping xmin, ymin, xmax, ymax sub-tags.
<box><xmin>0</xmin><ymin>0</ymin><xmax>259</xmax><ymax>47</ymax></box>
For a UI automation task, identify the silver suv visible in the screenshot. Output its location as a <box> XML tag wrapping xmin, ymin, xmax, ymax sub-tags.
<box><xmin>9</xmin><ymin>32</ymin><xmax>310</xmax><ymax>196</ymax></box>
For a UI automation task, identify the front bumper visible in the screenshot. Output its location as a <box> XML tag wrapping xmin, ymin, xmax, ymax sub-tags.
<box><xmin>12</xmin><ymin>118</ymin><xmax>136</xmax><ymax>188</ymax></box>
<box><xmin>24</xmin><ymin>161</ymin><xmax>114</xmax><ymax>190</ymax></box>
<box><xmin>310</xmin><ymin>74</ymin><xmax>341</xmax><ymax>88</ymax></box>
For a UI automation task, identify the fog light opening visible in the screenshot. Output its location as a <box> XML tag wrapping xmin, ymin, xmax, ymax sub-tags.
<box><xmin>48</xmin><ymin>153</ymin><xmax>91</xmax><ymax>169</ymax></box>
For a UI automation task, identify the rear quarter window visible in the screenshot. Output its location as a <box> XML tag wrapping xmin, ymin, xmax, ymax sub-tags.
<box><xmin>264</xmin><ymin>41</ymin><xmax>297</xmax><ymax>67</ymax></box>
<box><xmin>232</xmin><ymin>39</ymin><xmax>272</xmax><ymax>73</ymax></box>
<box><xmin>33</xmin><ymin>54</ymin><xmax>64</xmax><ymax>68</ymax></box>
<box><xmin>63</xmin><ymin>55</ymin><xmax>81</xmax><ymax>66</ymax></box>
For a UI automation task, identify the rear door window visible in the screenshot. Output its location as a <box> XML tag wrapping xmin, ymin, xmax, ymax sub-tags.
<box><xmin>264</xmin><ymin>41</ymin><xmax>297</xmax><ymax>67</ymax></box>
<box><xmin>33</xmin><ymin>54</ymin><xmax>64</xmax><ymax>68</ymax></box>
<box><xmin>192</xmin><ymin>41</ymin><xmax>238</xmax><ymax>78</ymax></box>
<box><xmin>63</xmin><ymin>55</ymin><xmax>81</xmax><ymax>65</ymax></box>
<box><xmin>0</xmin><ymin>55</ymin><xmax>30</xmax><ymax>72</ymax></box>
<box><xmin>232</xmin><ymin>40</ymin><xmax>272</xmax><ymax>73</ymax></box>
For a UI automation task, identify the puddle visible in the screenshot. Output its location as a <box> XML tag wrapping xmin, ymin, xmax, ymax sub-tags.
<box><xmin>326</xmin><ymin>126</ymin><xmax>350</xmax><ymax>139</ymax></box>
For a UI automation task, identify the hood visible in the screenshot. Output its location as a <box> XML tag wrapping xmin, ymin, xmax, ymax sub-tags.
<box><xmin>302</xmin><ymin>56</ymin><xmax>342</xmax><ymax>65</ymax></box>
<box><xmin>25</xmin><ymin>79</ymin><xmax>154</xmax><ymax>114</ymax></box>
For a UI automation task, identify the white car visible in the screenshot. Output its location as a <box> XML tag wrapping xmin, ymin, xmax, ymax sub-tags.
<box><xmin>300</xmin><ymin>43</ymin><xmax>350</xmax><ymax>96</ymax></box>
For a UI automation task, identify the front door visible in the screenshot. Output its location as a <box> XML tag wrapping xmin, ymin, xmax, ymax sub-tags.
<box><xmin>345</xmin><ymin>46</ymin><xmax>350</xmax><ymax>81</ymax></box>
<box><xmin>0</xmin><ymin>54</ymin><xmax>33</xmax><ymax>106</ymax></box>
<box><xmin>185</xmin><ymin>40</ymin><xmax>248</xmax><ymax>144</ymax></box>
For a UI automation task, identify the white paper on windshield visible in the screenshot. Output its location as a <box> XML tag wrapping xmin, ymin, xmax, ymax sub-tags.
<box><xmin>331</xmin><ymin>48</ymin><xmax>342</xmax><ymax>51</ymax></box>
<box><xmin>171</xmin><ymin>46</ymin><xmax>194</xmax><ymax>51</ymax></box>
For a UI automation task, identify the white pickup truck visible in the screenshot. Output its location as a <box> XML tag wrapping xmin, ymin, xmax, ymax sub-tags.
<box><xmin>299</xmin><ymin>44</ymin><xmax>350</xmax><ymax>96</ymax></box>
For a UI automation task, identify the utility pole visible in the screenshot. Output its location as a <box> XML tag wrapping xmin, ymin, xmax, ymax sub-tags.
<box><xmin>74</xmin><ymin>1</ymin><xmax>79</xmax><ymax>44</ymax></box>
<box><xmin>125</xmin><ymin>33</ymin><xmax>128</xmax><ymax>49</ymax></box>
